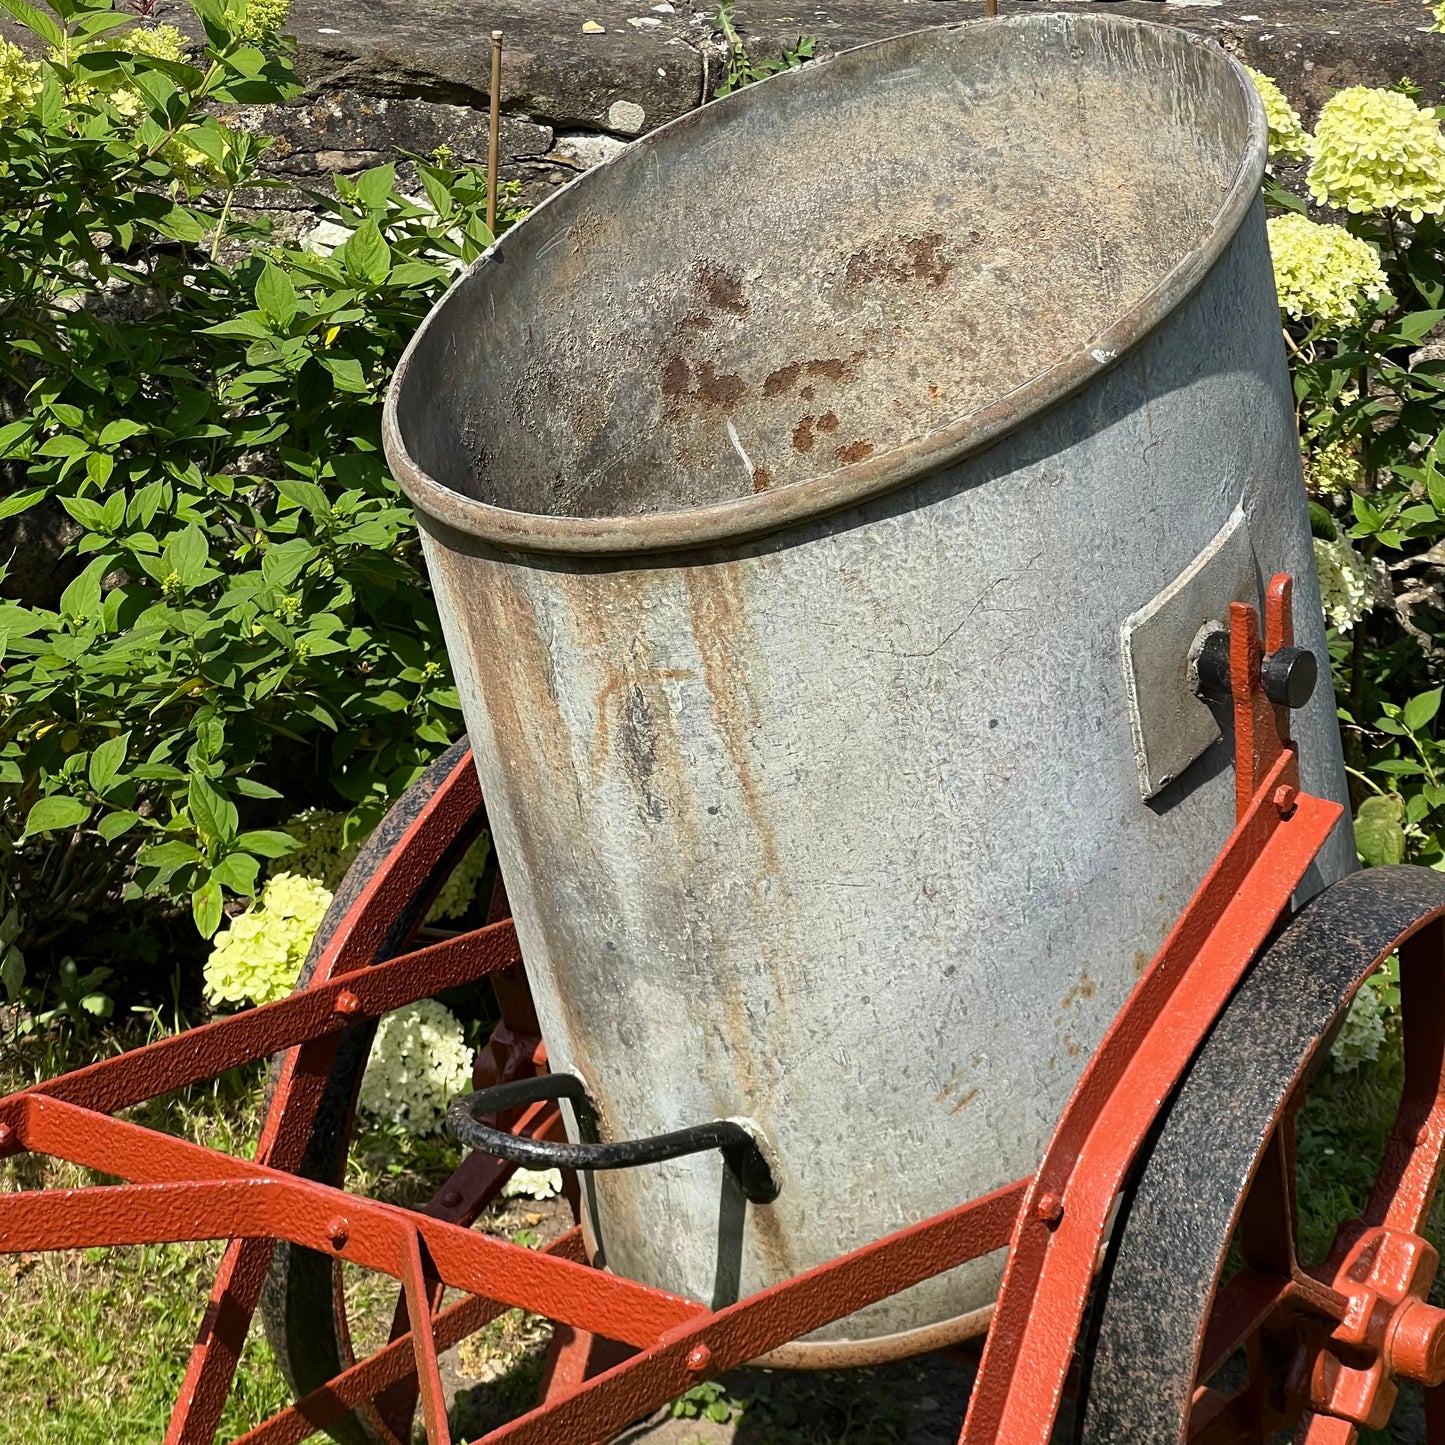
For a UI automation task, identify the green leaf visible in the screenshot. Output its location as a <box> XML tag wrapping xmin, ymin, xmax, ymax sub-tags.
<box><xmin>1387</xmin><ymin>309</ymin><xmax>1445</xmax><ymax>346</ymax></box>
<box><xmin>1</xmin><ymin>945</ymin><xmax>24</xmax><ymax>1005</ymax></box>
<box><xmin>140</xmin><ymin>839</ymin><xmax>201</xmax><ymax>869</ymax></box>
<box><xmin>233</xmin><ymin>778</ymin><xmax>285</xmax><ymax>800</ymax></box>
<box><xmin>88</xmin><ymin>732</ymin><xmax>131</xmax><ymax>795</ymax></box>
<box><xmin>212</xmin><ymin>851</ymin><xmax>260</xmax><ymax>895</ymax></box>
<box><xmin>189</xmin><ymin>773</ymin><xmax>238</xmax><ymax>844</ymax></box>
<box><xmin>255</xmin><ymin>261</ymin><xmax>297</xmax><ymax>328</ymax></box>
<box><xmin>58</xmin><ymin>566</ymin><xmax>102</xmax><ymax>623</ymax></box>
<box><xmin>0</xmin><ymin>0</ymin><xmax>64</xmax><ymax>47</ymax></box>
<box><xmin>1405</xmin><ymin>688</ymin><xmax>1443</xmax><ymax>733</ymax></box>
<box><xmin>355</xmin><ymin>163</ymin><xmax>396</xmax><ymax>212</ymax></box>
<box><xmin>340</xmin><ymin>220</ymin><xmax>391</xmax><ymax>285</ymax></box>
<box><xmin>273</xmin><ymin>476</ymin><xmax>329</xmax><ymax>517</ymax></box>
<box><xmin>261</xmin><ymin>537</ymin><xmax>318</xmax><ymax>589</ymax></box>
<box><xmin>192</xmin><ymin>876</ymin><xmax>224</xmax><ymax>937</ymax></box>
<box><xmin>24</xmin><ymin>795</ymin><xmax>91</xmax><ymax>837</ymax></box>
<box><xmin>165</xmin><ymin>524</ymin><xmax>210</xmax><ymax>585</ymax></box>
<box><xmin>1307</xmin><ymin>501</ymin><xmax>1337</xmax><ymax>541</ymax></box>
<box><xmin>86</xmin><ymin>452</ymin><xmax>115</xmax><ymax>488</ymax></box>
<box><xmin>203</xmin><ymin>312</ymin><xmax>275</xmax><ymax>341</ymax></box>
<box><xmin>100</xmin><ymin>418</ymin><xmax>148</xmax><ymax>447</ymax></box>
<box><xmin>155</xmin><ymin>206</ymin><xmax>207</xmax><ymax>244</ymax></box>
<box><xmin>321</xmin><ymin>355</ymin><xmax>368</xmax><ymax>393</ymax></box>
<box><xmin>37</xmin><ymin>435</ymin><xmax>88</xmax><ymax>458</ymax></box>
<box><xmin>0</xmin><ymin>488</ymin><xmax>45</xmax><ymax>522</ymax></box>
<box><xmin>97</xmin><ymin>811</ymin><xmax>141</xmax><ymax>843</ymax></box>
<box><xmin>1355</xmin><ymin>794</ymin><xmax>1408</xmax><ymax>868</ymax></box>
<box><xmin>235</xmin><ymin>829</ymin><xmax>297</xmax><ymax>858</ymax></box>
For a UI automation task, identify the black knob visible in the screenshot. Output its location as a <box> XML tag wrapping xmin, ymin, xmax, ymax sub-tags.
<box><xmin>1261</xmin><ymin>646</ymin><xmax>1318</xmax><ymax>709</ymax></box>
<box><xmin>1192</xmin><ymin>628</ymin><xmax>1233</xmax><ymax>704</ymax></box>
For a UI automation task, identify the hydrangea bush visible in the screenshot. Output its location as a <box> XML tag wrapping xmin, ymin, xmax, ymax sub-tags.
<box><xmin>0</xmin><ymin>0</ymin><xmax>524</xmax><ymax>1014</ymax></box>
<box><xmin>1249</xmin><ymin>61</ymin><xmax>1445</xmax><ymax>1060</ymax></box>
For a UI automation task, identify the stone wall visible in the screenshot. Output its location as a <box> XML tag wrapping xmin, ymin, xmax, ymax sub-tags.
<box><xmin>7</xmin><ymin>0</ymin><xmax>1441</xmax><ymax>226</ymax></box>
<box><xmin>249</xmin><ymin>0</ymin><xmax>1445</xmax><ymax>210</ymax></box>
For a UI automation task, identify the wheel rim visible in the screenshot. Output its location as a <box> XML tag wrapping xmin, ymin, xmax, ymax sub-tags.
<box><xmin>258</xmin><ymin>739</ymin><xmax>515</xmax><ymax>1445</ymax></box>
<box><xmin>1078</xmin><ymin>865</ymin><xmax>1445</xmax><ymax>1445</ymax></box>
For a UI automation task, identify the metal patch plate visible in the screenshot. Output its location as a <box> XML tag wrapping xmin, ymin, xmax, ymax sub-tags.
<box><xmin>1121</xmin><ymin>506</ymin><xmax>1257</xmax><ymax>800</ymax></box>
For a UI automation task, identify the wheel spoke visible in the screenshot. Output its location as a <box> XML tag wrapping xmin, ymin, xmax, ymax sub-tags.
<box><xmin>1240</xmin><ymin>1121</ymin><xmax>1299</xmax><ymax>1279</ymax></box>
<box><xmin>1294</xmin><ymin>1411</ymin><xmax>1357</xmax><ymax>1444</ymax></box>
<box><xmin>1365</xmin><ymin>919</ymin><xmax>1445</xmax><ymax>1236</ymax></box>
<box><xmin>1426</xmin><ymin>1382</ymin><xmax>1445</xmax><ymax>1445</ymax></box>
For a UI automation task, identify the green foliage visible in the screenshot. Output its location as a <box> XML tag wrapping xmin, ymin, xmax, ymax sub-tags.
<box><xmin>712</xmin><ymin>2</ymin><xmax>816</xmax><ymax>97</ymax></box>
<box><xmin>0</xmin><ymin>0</ymin><xmax>525</xmax><ymax>997</ymax></box>
<box><xmin>1270</xmin><ymin>177</ymin><xmax>1445</xmax><ymax>864</ymax></box>
<box><xmin>671</xmin><ymin>1380</ymin><xmax>743</xmax><ymax>1424</ymax></box>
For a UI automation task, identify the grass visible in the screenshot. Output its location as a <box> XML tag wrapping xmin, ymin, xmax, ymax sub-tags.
<box><xmin>0</xmin><ymin>1015</ymin><xmax>496</xmax><ymax>1445</ymax></box>
<box><xmin>0</xmin><ymin>1032</ymin><xmax>294</xmax><ymax>1444</ymax></box>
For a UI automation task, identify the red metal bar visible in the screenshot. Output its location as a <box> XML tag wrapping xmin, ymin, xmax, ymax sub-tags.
<box><xmin>170</xmin><ymin>747</ymin><xmax>486</xmax><ymax>1445</ymax></box>
<box><xmin>959</xmin><ymin>771</ymin><xmax>1337</xmax><ymax>1445</ymax></box>
<box><xmin>400</xmin><ymin>1228</ymin><xmax>451</xmax><ymax>1445</ymax></box>
<box><xmin>475</xmin><ymin>1180</ymin><xmax>1028</xmax><ymax>1445</ymax></box>
<box><xmin>0</xmin><ymin>921</ymin><xmax>520</xmax><ymax>1125</ymax></box>
<box><xmin>231</xmin><ymin>1231</ymin><xmax>588</xmax><ymax>1445</ymax></box>
<box><xmin>4</xmin><ymin>1095</ymin><xmax>702</xmax><ymax>1347</ymax></box>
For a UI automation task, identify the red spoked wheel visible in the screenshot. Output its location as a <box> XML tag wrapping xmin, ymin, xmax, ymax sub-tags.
<box><xmin>1076</xmin><ymin>866</ymin><xmax>1445</xmax><ymax>1445</ymax></box>
<box><xmin>183</xmin><ymin>740</ymin><xmax>563</xmax><ymax>1445</ymax></box>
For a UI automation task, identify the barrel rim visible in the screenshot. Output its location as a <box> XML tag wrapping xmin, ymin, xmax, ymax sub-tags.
<box><xmin>382</xmin><ymin>12</ymin><xmax>1270</xmax><ymax>558</ymax></box>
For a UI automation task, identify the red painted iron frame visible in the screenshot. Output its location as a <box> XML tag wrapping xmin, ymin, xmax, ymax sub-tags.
<box><xmin>0</xmin><ymin>575</ymin><xmax>1348</xmax><ymax>1445</ymax></box>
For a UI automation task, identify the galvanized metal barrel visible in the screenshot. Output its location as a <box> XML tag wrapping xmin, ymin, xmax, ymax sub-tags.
<box><xmin>384</xmin><ymin>13</ymin><xmax>1353</xmax><ymax>1360</ymax></box>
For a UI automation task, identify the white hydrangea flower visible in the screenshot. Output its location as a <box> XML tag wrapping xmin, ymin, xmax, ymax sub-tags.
<box><xmin>204</xmin><ymin>872</ymin><xmax>334</xmax><ymax>1007</ymax></box>
<box><xmin>1313</xmin><ymin>534</ymin><xmax>1377</xmax><ymax>632</ymax></box>
<box><xmin>502</xmin><ymin>1167</ymin><xmax>564</xmax><ymax>1200</ymax></box>
<box><xmin>1332</xmin><ymin>978</ymin><xmax>1390</xmax><ymax>1070</ymax></box>
<box><xmin>358</xmin><ymin>999</ymin><xmax>473</xmax><ymax>1134</ymax></box>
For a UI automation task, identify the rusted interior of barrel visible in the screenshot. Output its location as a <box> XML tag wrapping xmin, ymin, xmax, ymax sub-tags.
<box><xmin>391</xmin><ymin>15</ymin><xmax>1254</xmax><ymax>526</ymax></box>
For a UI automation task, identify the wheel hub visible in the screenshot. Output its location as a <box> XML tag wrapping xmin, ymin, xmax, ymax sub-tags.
<box><xmin>1300</xmin><ymin>1226</ymin><xmax>1445</xmax><ymax>1435</ymax></box>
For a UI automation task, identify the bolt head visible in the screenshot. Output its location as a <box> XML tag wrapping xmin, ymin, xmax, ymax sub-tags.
<box><xmin>685</xmin><ymin>1344</ymin><xmax>712</xmax><ymax>1374</ymax></box>
<box><xmin>325</xmin><ymin>1216</ymin><xmax>349</xmax><ymax>1249</ymax></box>
<box><xmin>1033</xmin><ymin>1191</ymin><xmax>1064</xmax><ymax>1227</ymax></box>
<box><xmin>1390</xmin><ymin>1298</ymin><xmax>1445</xmax><ymax>1387</ymax></box>
<box><xmin>334</xmin><ymin>990</ymin><xmax>361</xmax><ymax>1016</ymax></box>
<box><xmin>440</xmin><ymin>1189</ymin><xmax>462</xmax><ymax>1208</ymax></box>
<box><xmin>1273</xmin><ymin>785</ymin><xmax>1298</xmax><ymax>819</ymax></box>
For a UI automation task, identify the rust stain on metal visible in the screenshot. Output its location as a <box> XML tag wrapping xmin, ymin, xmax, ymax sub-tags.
<box><xmin>751</xmin><ymin>467</ymin><xmax>773</xmax><ymax>493</ymax></box>
<box><xmin>844</xmin><ymin>232</ymin><xmax>955</xmax><ymax>290</ymax></box>
<box><xmin>1060</xmin><ymin>968</ymin><xmax>1097</xmax><ymax>1010</ymax></box>
<box><xmin>834</xmin><ymin>440</ymin><xmax>874</xmax><ymax>465</ymax></box>
<box><xmin>762</xmin><ymin>362</ymin><xmax>803</xmax><ymax>398</ymax></box>
<box><xmin>660</xmin><ymin>357</ymin><xmax>747</xmax><ymax>409</ymax></box>
<box><xmin>950</xmin><ymin>1088</ymin><xmax>980</xmax><ymax>1115</ymax></box>
<box><xmin>1133</xmin><ymin>950</ymin><xmax>1151</xmax><ymax>977</ymax></box>
<box><xmin>683</xmin><ymin>566</ymin><xmax>781</xmax><ymax>882</ymax></box>
<box><xmin>590</xmin><ymin>665</ymin><xmax>696</xmax><ymax>800</ymax></box>
<box><xmin>816</xmin><ymin>412</ymin><xmax>839</xmax><ymax>434</ymax></box>
<box><xmin>697</xmin><ymin>262</ymin><xmax>749</xmax><ymax>317</ymax></box>
<box><xmin>792</xmin><ymin>416</ymin><xmax>816</xmax><ymax>453</ymax></box>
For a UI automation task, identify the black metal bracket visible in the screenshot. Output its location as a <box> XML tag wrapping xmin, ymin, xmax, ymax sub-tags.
<box><xmin>446</xmin><ymin>1073</ymin><xmax>780</xmax><ymax>1204</ymax></box>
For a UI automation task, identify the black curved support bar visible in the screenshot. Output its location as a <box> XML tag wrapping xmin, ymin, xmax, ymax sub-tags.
<box><xmin>446</xmin><ymin>1073</ymin><xmax>780</xmax><ymax>1204</ymax></box>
